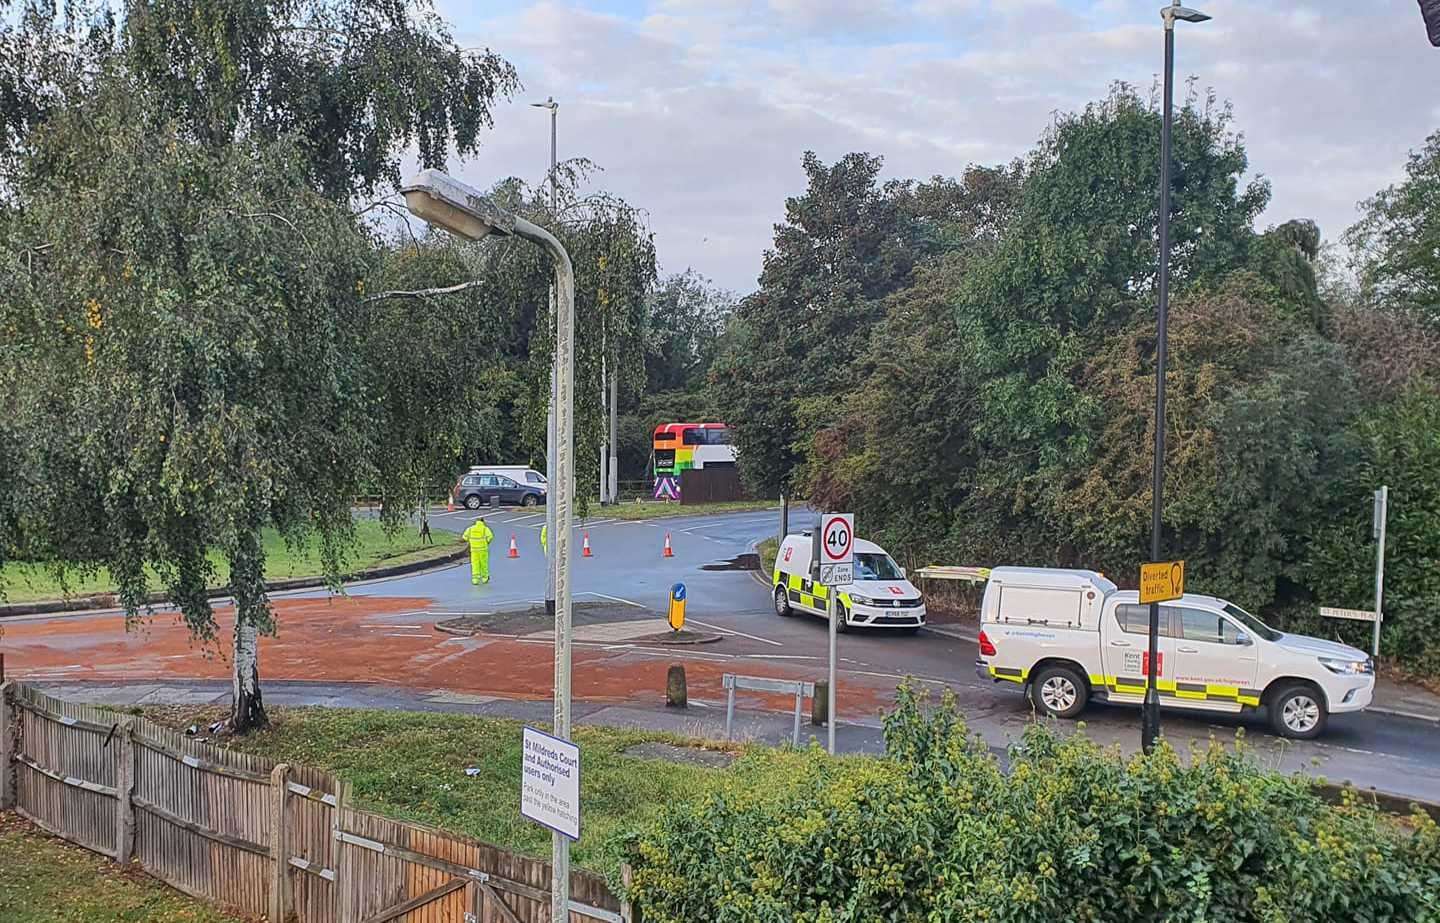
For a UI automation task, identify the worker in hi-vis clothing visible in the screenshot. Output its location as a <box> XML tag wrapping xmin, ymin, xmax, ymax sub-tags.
<box><xmin>462</xmin><ymin>518</ymin><xmax>495</xmax><ymax>585</ymax></box>
<box><xmin>540</xmin><ymin>524</ymin><xmax>547</xmax><ymax>556</ymax></box>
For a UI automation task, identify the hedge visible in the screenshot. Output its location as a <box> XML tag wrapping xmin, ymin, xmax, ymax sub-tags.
<box><xmin>620</xmin><ymin>685</ymin><xmax>1440</xmax><ymax>922</ymax></box>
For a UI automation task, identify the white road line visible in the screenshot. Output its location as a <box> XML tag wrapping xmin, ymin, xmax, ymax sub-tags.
<box><xmin>506</xmin><ymin>512</ymin><xmax>547</xmax><ymax>523</ymax></box>
<box><xmin>686</xmin><ymin>618</ymin><xmax>784</xmax><ymax>648</ymax></box>
<box><xmin>360</xmin><ymin>624</ymin><xmax>425</xmax><ymax>629</ymax></box>
<box><xmin>579</xmin><ymin>591</ymin><xmax>646</xmax><ymax>608</ymax></box>
<box><xmin>581</xmin><ymin>518</ymin><xmax>617</xmax><ymax>527</ymax></box>
<box><xmin>745</xmin><ymin>654</ymin><xmax>820</xmax><ymax>661</ymax></box>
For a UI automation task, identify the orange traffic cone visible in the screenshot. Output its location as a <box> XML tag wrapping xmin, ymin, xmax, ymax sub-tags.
<box><xmin>447</xmin><ymin>493</ymin><xmax>455</xmax><ymax>512</ymax></box>
<box><xmin>508</xmin><ymin>533</ymin><xmax>519</xmax><ymax>558</ymax></box>
<box><xmin>663</xmin><ymin>532</ymin><xmax>674</xmax><ymax>558</ymax></box>
<box><xmin>582</xmin><ymin>532</ymin><xmax>593</xmax><ymax>558</ymax></box>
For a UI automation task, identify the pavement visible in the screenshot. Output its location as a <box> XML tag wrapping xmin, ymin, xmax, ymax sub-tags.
<box><xmin>4</xmin><ymin>506</ymin><xmax>1440</xmax><ymax>803</ymax></box>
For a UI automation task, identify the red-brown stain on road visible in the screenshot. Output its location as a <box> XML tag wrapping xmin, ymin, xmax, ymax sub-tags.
<box><xmin>0</xmin><ymin>595</ymin><xmax>899</xmax><ymax>718</ymax></box>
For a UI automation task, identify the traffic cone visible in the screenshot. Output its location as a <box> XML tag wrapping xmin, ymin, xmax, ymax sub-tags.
<box><xmin>508</xmin><ymin>533</ymin><xmax>519</xmax><ymax>558</ymax></box>
<box><xmin>663</xmin><ymin>532</ymin><xmax>674</xmax><ymax>558</ymax></box>
<box><xmin>447</xmin><ymin>493</ymin><xmax>455</xmax><ymax>512</ymax></box>
<box><xmin>582</xmin><ymin>532</ymin><xmax>593</xmax><ymax>558</ymax></box>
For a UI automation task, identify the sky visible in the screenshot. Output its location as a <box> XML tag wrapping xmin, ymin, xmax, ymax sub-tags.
<box><xmin>432</xmin><ymin>0</ymin><xmax>1440</xmax><ymax>293</ymax></box>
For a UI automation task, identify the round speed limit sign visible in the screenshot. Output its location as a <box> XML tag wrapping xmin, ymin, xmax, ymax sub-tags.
<box><xmin>821</xmin><ymin>514</ymin><xmax>854</xmax><ymax>564</ymax></box>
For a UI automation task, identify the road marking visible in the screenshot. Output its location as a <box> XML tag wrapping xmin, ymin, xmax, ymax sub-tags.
<box><xmin>360</xmin><ymin>624</ymin><xmax>425</xmax><ymax>629</ymax></box>
<box><xmin>384</xmin><ymin>633</ymin><xmax>431</xmax><ymax>638</ymax></box>
<box><xmin>745</xmin><ymin>654</ymin><xmax>820</xmax><ymax>661</ymax></box>
<box><xmin>506</xmin><ymin>512</ymin><xmax>547</xmax><ymax>523</ymax></box>
<box><xmin>686</xmin><ymin>618</ymin><xmax>783</xmax><ymax>647</ymax></box>
<box><xmin>580</xmin><ymin>591</ymin><xmax>646</xmax><ymax>608</ymax></box>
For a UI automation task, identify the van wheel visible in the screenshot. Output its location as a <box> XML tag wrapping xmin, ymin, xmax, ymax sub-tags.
<box><xmin>1029</xmin><ymin>664</ymin><xmax>1088</xmax><ymax>720</ymax></box>
<box><xmin>834</xmin><ymin>603</ymin><xmax>850</xmax><ymax>633</ymax></box>
<box><xmin>464</xmin><ymin>495</ymin><xmax>482</xmax><ymax>510</ymax></box>
<box><xmin>773</xmin><ymin>586</ymin><xmax>793</xmax><ymax>617</ymax></box>
<box><xmin>1269</xmin><ymin>684</ymin><xmax>1327</xmax><ymax>739</ymax></box>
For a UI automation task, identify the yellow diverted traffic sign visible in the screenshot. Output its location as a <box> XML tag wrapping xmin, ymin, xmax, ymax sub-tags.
<box><xmin>1139</xmin><ymin>560</ymin><xmax>1185</xmax><ymax>604</ymax></box>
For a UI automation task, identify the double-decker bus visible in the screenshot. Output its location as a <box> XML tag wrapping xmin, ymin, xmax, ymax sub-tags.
<box><xmin>652</xmin><ymin>423</ymin><xmax>735</xmax><ymax>495</ymax></box>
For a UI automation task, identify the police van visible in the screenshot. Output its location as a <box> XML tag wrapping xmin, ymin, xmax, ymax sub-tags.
<box><xmin>772</xmin><ymin>533</ymin><xmax>926</xmax><ymax>632</ymax></box>
<box><xmin>975</xmin><ymin>567</ymin><xmax>1375</xmax><ymax>739</ymax></box>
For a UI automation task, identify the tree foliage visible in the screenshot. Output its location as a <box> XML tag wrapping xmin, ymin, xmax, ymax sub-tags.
<box><xmin>721</xmin><ymin>86</ymin><xmax>1440</xmax><ymax>674</ymax></box>
<box><xmin>1347</xmin><ymin>129</ymin><xmax>1440</xmax><ymax>324</ymax></box>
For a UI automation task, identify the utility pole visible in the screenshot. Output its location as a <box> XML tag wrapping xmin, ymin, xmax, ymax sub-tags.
<box><xmin>532</xmin><ymin>96</ymin><xmax>559</xmax><ymax>617</ymax></box>
<box><xmin>1373</xmin><ymin>486</ymin><xmax>1388</xmax><ymax>657</ymax></box>
<box><xmin>1143</xmin><ymin>1</ymin><xmax>1210</xmax><ymax>755</ymax></box>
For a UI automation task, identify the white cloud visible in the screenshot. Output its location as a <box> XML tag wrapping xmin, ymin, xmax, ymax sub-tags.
<box><xmin>434</xmin><ymin>0</ymin><xmax>1438</xmax><ymax>292</ymax></box>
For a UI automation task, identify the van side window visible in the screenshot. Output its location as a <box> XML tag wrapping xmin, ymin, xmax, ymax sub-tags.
<box><xmin>1179</xmin><ymin>608</ymin><xmax>1239</xmax><ymax>645</ymax></box>
<box><xmin>1115</xmin><ymin>603</ymin><xmax>1176</xmax><ymax>637</ymax></box>
<box><xmin>526</xmin><ymin>472</ymin><xmax>542</xmax><ymax>483</ymax></box>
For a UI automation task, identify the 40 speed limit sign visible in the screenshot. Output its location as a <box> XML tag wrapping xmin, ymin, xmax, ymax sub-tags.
<box><xmin>819</xmin><ymin>513</ymin><xmax>854</xmax><ymax>586</ymax></box>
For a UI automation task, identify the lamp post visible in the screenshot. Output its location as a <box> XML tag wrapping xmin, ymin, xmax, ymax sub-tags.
<box><xmin>400</xmin><ymin>170</ymin><xmax>576</xmax><ymax>923</ymax></box>
<box><xmin>1143</xmin><ymin>0</ymin><xmax>1210</xmax><ymax>755</ymax></box>
<box><xmin>531</xmin><ymin>97</ymin><xmax>560</xmax><ymax>616</ymax></box>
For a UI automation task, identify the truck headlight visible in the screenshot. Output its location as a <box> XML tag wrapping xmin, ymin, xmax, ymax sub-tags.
<box><xmin>1318</xmin><ymin>657</ymin><xmax>1374</xmax><ymax>675</ymax></box>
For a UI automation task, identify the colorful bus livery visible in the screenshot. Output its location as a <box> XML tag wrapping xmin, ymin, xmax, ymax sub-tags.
<box><xmin>652</xmin><ymin>422</ymin><xmax>736</xmax><ymax>483</ymax></box>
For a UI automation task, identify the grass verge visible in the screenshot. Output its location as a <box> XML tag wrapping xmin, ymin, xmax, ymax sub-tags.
<box><xmin>601</xmin><ymin>499</ymin><xmax>779</xmax><ymax>521</ymax></box>
<box><xmin>143</xmin><ymin>706</ymin><xmax>815</xmax><ymax>879</ymax></box>
<box><xmin>758</xmin><ymin>536</ymin><xmax>779</xmax><ymax>577</ymax></box>
<box><xmin>0</xmin><ymin>814</ymin><xmax>245</xmax><ymax>922</ymax></box>
<box><xmin>0</xmin><ymin>521</ymin><xmax>462</xmax><ymax>604</ymax></box>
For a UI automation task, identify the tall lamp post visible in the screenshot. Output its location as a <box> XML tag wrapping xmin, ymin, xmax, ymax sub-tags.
<box><xmin>1143</xmin><ymin>0</ymin><xmax>1210</xmax><ymax>755</ymax></box>
<box><xmin>531</xmin><ymin>97</ymin><xmax>559</xmax><ymax>617</ymax></box>
<box><xmin>400</xmin><ymin>170</ymin><xmax>577</xmax><ymax>923</ymax></box>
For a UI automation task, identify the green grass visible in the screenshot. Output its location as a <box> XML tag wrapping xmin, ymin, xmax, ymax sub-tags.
<box><xmin>602</xmin><ymin>499</ymin><xmax>780</xmax><ymax>521</ymax></box>
<box><xmin>153</xmin><ymin>706</ymin><xmax>817</xmax><ymax>878</ymax></box>
<box><xmin>0</xmin><ymin>814</ymin><xmax>244</xmax><ymax>922</ymax></box>
<box><xmin>758</xmin><ymin>536</ymin><xmax>779</xmax><ymax>577</ymax></box>
<box><xmin>0</xmin><ymin>520</ymin><xmax>462</xmax><ymax>604</ymax></box>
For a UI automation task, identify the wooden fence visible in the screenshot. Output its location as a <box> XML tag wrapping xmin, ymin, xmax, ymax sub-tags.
<box><xmin>0</xmin><ymin>681</ymin><xmax>626</xmax><ymax>923</ymax></box>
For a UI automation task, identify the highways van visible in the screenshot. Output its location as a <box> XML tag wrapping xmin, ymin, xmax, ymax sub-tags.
<box><xmin>772</xmin><ymin>533</ymin><xmax>925</xmax><ymax>632</ymax></box>
<box><xmin>975</xmin><ymin>567</ymin><xmax>1374</xmax><ymax>739</ymax></box>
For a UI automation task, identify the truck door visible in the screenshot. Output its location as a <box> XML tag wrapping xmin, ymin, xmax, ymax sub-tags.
<box><xmin>1171</xmin><ymin>606</ymin><xmax>1260</xmax><ymax>710</ymax></box>
<box><xmin>1101</xmin><ymin>602</ymin><xmax>1177</xmax><ymax>703</ymax></box>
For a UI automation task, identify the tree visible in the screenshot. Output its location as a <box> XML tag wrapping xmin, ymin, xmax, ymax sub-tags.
<box><xmin>1346</xmin><ymin>129</ymin><xmax>1440</xmax><ymax>324</ymax></box>
<box><xmin>0</xmin><ymin>0</ymin><xmax>518</xmax><ymax>731</ymax></box>
<box><xmin>0</xmin><ymin>85</ymin><xmax>375</xmax><ymax>730</ymax></box>
<box><xmin>713</xmin><ymin>152</ymin><xmax>958</xmax><ymax>494</ymax></box>
<box><xmin>644</xmin><ymin>270</ymin><xmax>732</xmax><ymax>395</ymax></box>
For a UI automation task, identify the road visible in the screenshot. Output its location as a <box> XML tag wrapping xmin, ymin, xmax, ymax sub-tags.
<box><xmin>5</xmin><ymin>506</ymin><xmax>1440</xmax><ymax>802</ymax></box>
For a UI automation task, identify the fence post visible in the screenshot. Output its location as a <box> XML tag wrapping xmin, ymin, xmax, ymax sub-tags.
<box><xmin>621</xmin><ymin>863</ymin><xmax>638</xmax><ymax>923</ymax></box>
<box><xmin>114</xmin><ymin>718</ymin><xmax>136</xmax><ymax>863</ymax></box>
<box><xmin>0</xmin><ymin>681</ymin><xmax>14</xmax><ymax>811</ymax></box>
<box><xmin>269</xmin><ymin>763</ymin><xmax>291</xmax><ymax>923</ymax></box>
<box><xmin>333</xmin><ymin>778</ymin><xmax>353</xmax><ymax>922</ymax></box>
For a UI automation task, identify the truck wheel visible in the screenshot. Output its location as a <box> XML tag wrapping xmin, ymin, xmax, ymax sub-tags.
<box><xmin>464</xmin><ymin>495</ymin><xmax>482</xmax><ymax>510</ymax></box>
<box><xmin>773</xmin><ymin>586</ymin><xmax>793</xmax><ymax>617</ymax></box>
<box><xmin>1269</xmin><ymin>684</ymin><xmax>1327</xmax><ymax>739</ymax></box>
<box><xmin>1030</xmin><ymin>664</ymin><xmax>1088</xmax><ymax>720</ymax></box>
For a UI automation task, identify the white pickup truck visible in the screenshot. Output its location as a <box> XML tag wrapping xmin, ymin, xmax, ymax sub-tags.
<box><xmin>974</xmin><ymin>567</ymin><xmax>1375</xmax><ymax>739</ymax></box>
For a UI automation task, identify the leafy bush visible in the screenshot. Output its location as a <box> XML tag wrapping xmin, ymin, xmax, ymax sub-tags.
<box><xmin>620</xmin><ymin>685</ymin><xmax>1440</xmax><ymax>922</ymax></box>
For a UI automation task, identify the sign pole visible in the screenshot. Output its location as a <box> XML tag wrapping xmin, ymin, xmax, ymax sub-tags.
<box><xmin>827</xmin><ymin>590</ymin><xmax>837</xmax><ymax>754</ymax></box>
<box><xmin>1373</xmin><ymin>486</ymin><xmax>1388</xmax><ymax>657</ymax></box>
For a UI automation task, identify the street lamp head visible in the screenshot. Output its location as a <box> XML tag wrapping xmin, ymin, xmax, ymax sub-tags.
<box><xmin>399</xmin><ymin>169</ymin><xmax>516</xmax><ymax>242</ymax></box>
<box><xmin>1163</xmin><ymin>3</ymin><xmax>1211</xmax><ymax>25</ymax></box>
<box><xmin>530</xmin><ymin>96</ymin><xmax>558</xmax><ymax>110</ymax></box>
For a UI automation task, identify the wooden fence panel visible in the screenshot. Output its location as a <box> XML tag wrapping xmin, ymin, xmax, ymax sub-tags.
<box><xmin>288</xmin><ymin>763</ymin><xmax>341</xmax><ymax>923</ymax></box>
<box><xmin>12</xmin><ymin>685</ymin><xmax>118</xmax><ymax>858</ymax></box>
<box><xmin>1</xmin><ymin>682</ymin><xmax>624</xmax><ymax>923</ymax></box>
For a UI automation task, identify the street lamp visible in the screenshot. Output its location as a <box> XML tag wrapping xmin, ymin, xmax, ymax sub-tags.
<box><xmin>530</xmin><ymin>97</ymin><xmax>559</xmax><ymax>617</ymax></box>
<box><xmin>400</xmin><ymin>168</ymin><xmax>577</xmax><ymax>923</ymax></box>
<box><xmin>1143</xmin><ymin>0</ymin><xmax>1209</xmax><ymax>755</ymax></box>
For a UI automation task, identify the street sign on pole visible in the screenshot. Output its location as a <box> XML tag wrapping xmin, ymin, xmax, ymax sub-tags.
<box><xmin>820</xmin><ymin>513</ymin><xmax>852</xmax><ymax>757</ymax></box>
<box><xmin>521</xmin><ymin>726</ymin><xmax>581</xmax><ymax>841</ymax></box>
<box><xmin>1139</xmin><ymin>560</ymin><xmax>1185</xmax><ymax>605</ymax></box>
<box><xmin>1318</xmin><ymin>606</ymin><xmax>1379</xmax><ymax>623</ymax></box>
<box><xmin>1373</xmin><ymin>485</ymin><xmax>1389</xmax><ymax>657</ymax></box>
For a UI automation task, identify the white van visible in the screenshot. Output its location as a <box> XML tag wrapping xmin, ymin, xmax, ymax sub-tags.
<box><xmin>975</xmin><ymin>567</ymin><xmax>1375</xmax><ymax>739</ymax></box>
<box><xmin>772</xmin><ymin>533</ymin><xmax>926</xmax><ymax>632</ymax></box>
<box><xmin>468</xmin><ymin>465</ymin><xmax>547</xmax><ymax>493</ymax></box>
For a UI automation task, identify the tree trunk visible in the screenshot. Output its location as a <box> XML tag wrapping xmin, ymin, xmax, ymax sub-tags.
<box><xmin>231</xmin><ymin>617</ymin><xmax>268</xmax><ymax>731</ymax></box>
